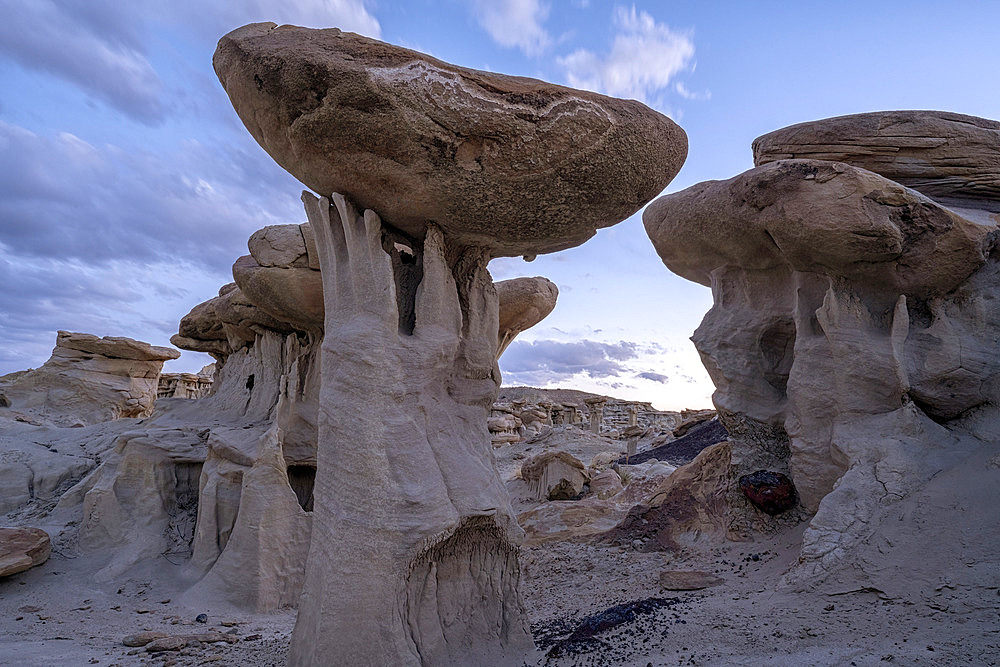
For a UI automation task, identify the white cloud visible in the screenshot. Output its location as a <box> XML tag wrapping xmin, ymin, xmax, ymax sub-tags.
<box><xmin>558</xmin><ymin>5</ymin><xmax>694</xmax><ymax>103</ymax></box>
<box><xmin>675</xmin><ymin>81</ymin><xmax>710</xmax><ymax>101</ymax></box>
<box><xmin>471</xmin><ymin>0</ymin><xmax>552</xmax><ymax>56</ymax></box>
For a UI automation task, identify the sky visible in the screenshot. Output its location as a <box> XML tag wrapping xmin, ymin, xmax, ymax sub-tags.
<box><xmin>1</xmin><ymin>1</ymin><xmax>998</xmax><ymax>410</ymax></box>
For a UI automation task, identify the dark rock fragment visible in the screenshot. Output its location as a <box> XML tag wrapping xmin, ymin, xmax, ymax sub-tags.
<box><xmin>739</xmin><ymin>470</ymin><xmax>797</xmax><ymax>515</ymax></box>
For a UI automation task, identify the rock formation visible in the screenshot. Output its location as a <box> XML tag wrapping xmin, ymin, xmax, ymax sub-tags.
<box><xmin>214</xmin><ymin>22</ymin><xmax>686</xmax><ymax>258</ymax></box>
<box><xmin>519</xmin><ymin>451</ymin><xmax>589</xmax><ymax>501</ymax></box>
<box><xmin>0</xmin><ymin>331</ymin><xmax>179</xmax><ymax>427</ymax></box>
<box><xmin>157</xmin><ymin>365</ymin><xmax>214</xmax><ymax>399</ymax></box>
<box><xmin>753</xmin><ymin>110</ymin><xmax>1000</xmax><ymax>211</ymax></box>
<box><xmin>214</xmin><ymin>22</ymin><xmax>686</xmax><ymax>666</ymax></box>
<box><xmin>496</xmin><ymin>277</ymin><xmax>558</xmax><ymax>357</ymax></box>
<box><xmin>644</xmin><ymin>110</ymin><xmax>1000</xmax><ymax>598</ymax></box>
<box><xmin>0</xmin><ymin>526</ymin><xmax>51</xmax><ymax>577</ymax></box>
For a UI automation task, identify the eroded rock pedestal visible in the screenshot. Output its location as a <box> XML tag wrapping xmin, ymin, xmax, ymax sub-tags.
<box><xmin>644</xmin><ymin>110</ymin><xmax>1000</xmax><ymax>598</ymax></box>
<box><xmin>214</xmin><ymin>22</ymin><xmax>687</xmax><ymax>666</ymax></box>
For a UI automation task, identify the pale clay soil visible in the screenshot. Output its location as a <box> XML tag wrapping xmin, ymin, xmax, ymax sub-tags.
<box><xmin>2</xmin><ymin>519</ymin><xmax>998</xmax><ymax>667</ymax></box>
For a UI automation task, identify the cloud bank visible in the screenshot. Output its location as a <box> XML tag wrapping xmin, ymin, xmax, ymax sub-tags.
<box><xmin>558</xmin><ymin>6</ymin><xmax>695</xmax><ymax>104</ymax></box>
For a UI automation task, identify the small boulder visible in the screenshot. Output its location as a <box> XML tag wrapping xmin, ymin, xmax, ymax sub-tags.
<box><xmin>0</xmin><ymin>527</ymin><xmax>51</xmax><ymax>577</ymax></box>
<box><xmin>739</xmin><ymin>470</ymin><xmax>797</xmax><ymax>515</ymax></box>
<box><xmin>590</xmin><ymin>469</ymin><xmax>624</xmax><ymax>499</ymax></box>
<box><xmin>123</xmin><ymin>631</ymin><xmax>169</xmax><ymax>648</ymax></box>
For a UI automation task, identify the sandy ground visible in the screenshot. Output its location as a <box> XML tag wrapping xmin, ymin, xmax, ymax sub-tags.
<box><xmin>2</xmin><ymin>518</ymin><xmax>997</xmax><ymax>666</ymax></box>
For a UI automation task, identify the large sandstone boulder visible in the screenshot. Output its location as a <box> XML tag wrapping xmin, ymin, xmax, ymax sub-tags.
<box><xmin>603</xmin><ymin>442</ymin><xmax>736</xmax><ymax>551</ymax></box>
<box><xmin>0</xmin><ymin>527</ymin><xmax>50</xmax><ymax>577</ymax></box>
<box><xmin>643</xmin><ymin>110</ymin><xmax>1000</xmax><ymax>600</ymax></box>
<box><xmin>214</xmin><ymin>23</ymin><xmax>687</xmax><ymax>257</ymax></box>
<box><xmin>0</xmin><ymin>331</ymin><xmax>179</xmax><ymax>427</ymax></box>
<box><xmin>753</xmin><ymin>110</ymin><xmax>1000</xmax><ymax>210</ymax></box>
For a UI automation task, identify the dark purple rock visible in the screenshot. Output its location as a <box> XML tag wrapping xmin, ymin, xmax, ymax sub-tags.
<box><xmin>739</xmin><ymin>470</ymin><xmax>796</xmax><ymax>515</ymax></box>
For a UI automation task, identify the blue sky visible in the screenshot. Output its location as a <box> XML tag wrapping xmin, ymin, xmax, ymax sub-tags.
<box><xmin>1</xmin><ymin>1</ymin><xmax>998</xmax><ymax>409</ymax></box>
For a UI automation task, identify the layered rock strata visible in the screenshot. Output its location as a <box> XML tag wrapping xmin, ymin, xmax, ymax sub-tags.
<box><xmin>214</xmin><ymin>22</ymin><xmax>686</xmax><ymax>666</ymax></box>
<box><xmin>0</xmin><ymin>332</ymin><xmax>179</xmax><ymax>427</ymax></box>
<box><xmin>644</xmin><ymin>110</ymin><xmax>1000</xmax><ymax>596</ymax></box>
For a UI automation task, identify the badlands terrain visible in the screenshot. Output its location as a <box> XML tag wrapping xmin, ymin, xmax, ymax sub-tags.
<box><xmin>2</xmin><ymin>21</ymin><xmax>999</xmax><ymax>667</ymax></box>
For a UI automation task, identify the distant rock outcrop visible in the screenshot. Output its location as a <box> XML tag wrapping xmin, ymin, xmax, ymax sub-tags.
<box><xmin>0</xmin><ymin>331</ymin><xmax>178</xmax><ymax>427</ymax></box>
<box><xmin>643</xmin><ymin>110</ymin><xmax>1000</xmax><ymax>599</ymax></box>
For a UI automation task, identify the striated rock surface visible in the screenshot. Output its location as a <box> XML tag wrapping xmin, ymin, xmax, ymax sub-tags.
<box><xmin>214</xmin><ymin>23</ymin><xmax>687</xmax><ymax>257</ymax></box>
<box><xmin>644</xmin><ymin>110</ymin><xmax>1000</xmax><ymax>597</ymax></box>
<box><xmin>0</xmin><ymin>331</ymin><xmax>179</xmax><ymax>427</ymax></box>
<box><xmin>0</xmin><ymin>526</ymin><xmax>50</xmax><ymax>576</ymax></box>
<box><xmin>753</xmin><ymin>110</ymin><xmax>1000</xmax><ymax>210</ymax></box>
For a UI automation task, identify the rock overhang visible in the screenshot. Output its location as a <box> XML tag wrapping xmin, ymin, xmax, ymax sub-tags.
<box><xmin>214</xmin><ymin>22</ymin><xmax>688</xmax><ymax>258</ymax></box>
<box><xmin>644</xmin><ymin>158</ymin><xmax>994</xmax><ymax>298</ymax></box>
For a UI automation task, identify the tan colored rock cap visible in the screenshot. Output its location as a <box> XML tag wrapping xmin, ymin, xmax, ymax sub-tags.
<box><xmin>644</xmin><ymin>159</ymin><xmax>992</xmax><ymax>297</ymax></box>
<box><xmin>753</xmin><ymin>110</ymin><xmax>1000</xmax><ymax>210</ymax></box>
<box><xmin>56</xmin><ymin>331</ymin><xmax>179</xmax><ymax>362</ymax></box>
<box><xmin>214</xmin><ymin>22</ymin><xmax>687</xmax><ymax>256</ymax></box>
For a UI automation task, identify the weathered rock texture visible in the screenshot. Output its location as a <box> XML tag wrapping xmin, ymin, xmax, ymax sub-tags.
<box><xmin>0</xmin><ymin>526</ymin><xmax>50</xmax><ymax>576</ymax></box>
<box><xmin>0</xmin><ymin>332</ymin><xmax>178</xmax><ymax>427</ymax></box>
<box><xmin>753</xmin><ymin>110</ymin><xmax>1000</xmax><ymax>211</ymax></box>
<box><xmin>214</xmin><ymin>22</ymin><xmax>687</xmax><ymax>257</ymax></box>
<box><xmin>644</xmin><ymin>110</ymin><xmax>1000</xmax><ymax>597</ymax></box>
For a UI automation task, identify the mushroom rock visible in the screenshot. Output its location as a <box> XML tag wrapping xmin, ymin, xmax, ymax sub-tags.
<box><xmin>496</xmin><ymin>277</ymin><xmax>558</xmax><ymax>358</ymax></box>
<box><xmin>644</xmin><ymin>110</ymin><xmax>1000</xmax><ymax>599</ymax></box>
<box><xmin>214</xmin><ymin>22</ymin><xmax>686</xmax><ymax>257</ymax></box>
<box><xmin>213</xmin><ymin>23</ymin><xmax>686</xmax><ymax>665</ymax></box>
<box><xmin>753</xmin><ymin>110</ymin><xmax>1000</xmax><ymax>211</ymax></box>
<box><xmin>0</xmin><ymin>331</ymin><xmax>179</xmax><ymax>427</ymax></box>
<box><xmin>0</xmin><ymin>527</ymin><xmax>50</xmax><ymax>577</ymax></box>
<box><xmin>519</xmin><ymin>450</ymin><xmax>589</xmax><ymax>501</ymax></box>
